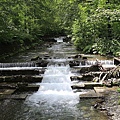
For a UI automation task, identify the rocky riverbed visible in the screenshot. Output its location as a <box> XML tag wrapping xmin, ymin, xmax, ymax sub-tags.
<box><xmin>101</xmin><ymin>91</ymin><xmax>120</xmax><ymax>120</ymax></box>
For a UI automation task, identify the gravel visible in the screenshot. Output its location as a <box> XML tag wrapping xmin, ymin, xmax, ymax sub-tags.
<box><xmin>101</xmin><ymin>91</ymin><xmax>120</xmax><ymax>120</ymax></box>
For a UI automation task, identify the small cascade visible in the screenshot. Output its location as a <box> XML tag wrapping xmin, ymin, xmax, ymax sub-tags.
<box><xmin>78</xmin><ymin>59</ymin><xmax>114</xmax><ymax>68</ymax></box>
<box><xmin>87</xmin><ymin>59</ymin><xmax>114</xmax><ymax>65</ymax></box>
<box><xmin>2</xmin><ymin>37</ymin><xmax>109</xmax><ymax>120</ymax></box>
<box><xmin>27</xmin><ymin>40</ymin><xmax>80</xmax><ymax>119</ymax></box>
<box><xmin>28</xmin><ymin>61</ymin><xmax>79</xmax><ymax>105</ymax></box>
<box><xmin>0</xmin><ymin>62</ymin><xmax>36</xmax><ymax>68</ymax></box>
<box><xmin>54</xmin><ymin>36</ymin><xmax>65</xmax><ymax>42</ymax></box>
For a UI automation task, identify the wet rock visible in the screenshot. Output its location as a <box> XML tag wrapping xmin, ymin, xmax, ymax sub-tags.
<box><xmin>106</xmin><ymin>65</ymin><xmax>120</xmax><ymax>79</ymax></box>
<box><xmin>0</xmin><ymin>83</ymin><xmax>17</xmax><ymax>89</ymax></box>
<box><xmin>112</xmin><ymin>78</ymin><xmax>120</xmax><ymax>86</ymax></box>
<box><xmin>0</xmin><ymin>89</ymin><xmax>16</xmax><ymax>95</ymax></box>
<box><xmin>44</xmin><ymin>54</ymin><xmax>50</xmax><ymax>58</ymax></box>
<box><xmin>114</xmin><ymin>57</ymin><xmax>120</xmax><ymax>65</ymax></box>
<box><xmin>0</xmin><ymin>75</ymin><xmax>43</xmax><ymax>83</ymax></box>
<box><xmin>17</xmin><ymin>82</ymin><xmax>28</xmax><ymax>88</ymax></box>
<box><xmin>17</xmin><ymin>84</ymin><xmax>39</xmax><ymax>92</ymax></box>
<box><xmin>93</xmin><ymin>103</ymin><xmax>99</xmax><ymax>109</ymax></box>
<box><xmin>100</xmin><ymin>91</ymin><xmax>120</xmax><ymax>120</ymax></box>
<box><xmin>102</xmin><ymin>78</ymin><xmax>120</xmax><ymax>87</ymax></box>
<box><xmin>36</xmin><ymin>60</ymin><xmax>49</xmax><ymax>67</ymax></box>
<box><xmin>70</xmin><ymin>76</ymin><xmax>79</xmax><ymax>81</ymax></box>
<box><xmin>93</xmin><ymin>77</ymin><xmax>100</xmax><ymax>82</ymax></box>
<box><xmin>82</xmin><ymin>74</ymin><xmax>95</xmax><ymax>81</ymax></box>
<box><xmin>80</xmin><ymin>89</ymin><xmax>104</xmax><ymax>99</ymax></box>
<box><xmin>73</xmin><ymin>54</ymin><xmax>82</xmax><ymax>59</ymax></box>
<box><xmin>79</xmin><ymin>67</ymin><xmax>89</xmax><ymax>73</ymax></box>
<box><xmin>84</xmin><ymin>82</ymin><xmax>103</xmax><ymax>89</ymax></box>
<box><xmin>31</xmin><ymin>56</ymin><xmax>40</xmax><ymax>61</ymax></box>
<box><xmin>0</xmin><ymin>69</ymin><xmax>40</xmax><ymax>76</ymax></box>
<box><xmin>69</xmin><ymin>60</ymin><xmax>80</xmax><ymax>67</ymax></box>
<box><xmin>89</xmin><ymin>64</ymin><xmax>105</xmax><ymax>72</ymax></box>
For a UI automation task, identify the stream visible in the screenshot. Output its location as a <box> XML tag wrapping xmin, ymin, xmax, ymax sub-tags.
<box><xmin>0</xmin><ymin>37</ymin><xmax>109</xmax><ymax>120</ymax></box>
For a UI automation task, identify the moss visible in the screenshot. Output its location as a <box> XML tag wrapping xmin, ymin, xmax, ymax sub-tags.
<box><xmin>118</xmin><ymin>99</ymin><xmax>120</xmax><ymax>105</ymax></box>
<box><xmin>117</xmin><ymin>88</ymin><xmax>120</xmax><ymax>93</ymax></box>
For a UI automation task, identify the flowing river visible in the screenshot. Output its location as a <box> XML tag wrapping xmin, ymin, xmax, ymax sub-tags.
<box><xmin>0</xmin><ymin>37</ymin><xmax>109</xmax><ymax>120</ymax></box>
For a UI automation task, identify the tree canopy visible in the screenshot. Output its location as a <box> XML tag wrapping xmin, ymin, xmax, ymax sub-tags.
<box><xmin>0</xmin><ymin>0</ymin><xmax>120</xmax><ymax>56</ymax></box>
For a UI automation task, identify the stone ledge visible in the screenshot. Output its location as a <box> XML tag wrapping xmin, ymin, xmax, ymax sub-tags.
<box><xmin>17</xmin><ymin>84</ymin><xmax>40</xmax><ymax>92</ymax></box>
<box><xmin>0</xmin><ymin>75</ymin><xmax>43</xmax><ymax>83</ymax></box>
<box><xmin>72</xmin><ymin>82</ymin><xmax>103</xmax><ymax>89</ymax></box>
<box><xmin>71</xmin><ymin>83</ymin><xmax>85</xmax><ymax>89</ymax></box>
<box><xmin>114</xmin><ymin>57</ymin><xmax>120</xmax><ymax>65</ymax></box>
<box><xmin>84</xmin><ymin>82</ymin><xmax>103</xmax><ymax>89</ymax></box>
<box><xmin>80</xmin><ymin>90</ymin><xmax>104</xmax><ymax>99</ymax></box>
<box><xmin>0</xmin><ymin>94</ymin><xmax>28</xmax><ymax>100</ymax></box>
<box><xmin>94</xmin><ymin>86</ymin><xmax>119</xmax><ymax>96</ymax></box>
<box><xmin>0</xmin><ymin>89</ymin><xmax>16</xmax><ymax>95</ymax></box>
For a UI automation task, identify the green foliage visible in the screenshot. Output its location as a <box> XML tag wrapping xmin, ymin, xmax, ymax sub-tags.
<box><xmin>0</xmin><ymin>0</ymin><xmax>64</xmax><ymax>44</ymax></box>
<box><xmin>71</xmin><ymin>1</ymin><xmax>120</xmax><ymax>56</ymax></box>
<box><xmin>117</xmin><ymin>88</ymin><xmax>120</xmax><ymax>93</ymax></box>
<box><xmin>0</xmin><ymin>0</ymin><xmax>120</xmax><ymax>57</ymax></box>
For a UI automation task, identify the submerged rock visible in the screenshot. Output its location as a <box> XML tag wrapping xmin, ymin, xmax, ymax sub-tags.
<box><xmin>36</xmin><ymin>60</ymin><xmax>49</xmax><ymax>67</ymax></box>
<box><xmin>31</xmin><ymin>56</ymin><xmax>40</xmax><ymax>61</ymax></box>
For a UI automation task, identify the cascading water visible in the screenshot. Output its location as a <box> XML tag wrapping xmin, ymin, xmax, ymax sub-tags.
<box><xmin>87</xmin><ymin>60</ymin><xmax>114</xmax><ymax>65</ymax></box>
<box><xmin>54</xmin><ymin>36</ymin><xmax>65</xmax><ymax>42</ymax></box>
<box><xmin>0</xmin><ymin>62</ymin><xmax>36</xmax><ymax>68</ymax></box>
<box><xmin>28</xmin><ymin>62</ymin><xmax>79</xmax><ymax>104</ymax></box>
<box><xmin>78</xmin><ymin>59</ymin><xmax>114</xmax><ymax>68</ymax></box>
<box><xmin>1</xmin><ymin>37</ymin><xmax>109</xmax><ymax>120</ymax></box>
<box><xmin>25</xmin><ymin>40</ymin><xmax>80</xmax><ymax>120</ymax></box>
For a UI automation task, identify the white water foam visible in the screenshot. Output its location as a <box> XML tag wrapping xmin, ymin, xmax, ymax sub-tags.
<box><xmin>27</xmin><ymin>62</ymin><xmax>79</xmax><ymax>106</ymax></box>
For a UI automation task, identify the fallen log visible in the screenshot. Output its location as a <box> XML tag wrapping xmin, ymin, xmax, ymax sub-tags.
<box><xmin>99</xmin><ymin>65</ymin><xmax>120</xmax><ymax>86</ymax></box>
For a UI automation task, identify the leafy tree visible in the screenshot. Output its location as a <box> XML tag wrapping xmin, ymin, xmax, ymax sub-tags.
<box><xmin>72</xmin><ymin>0</ymin><xmax>120</xmax><ymax>56</ymax></box>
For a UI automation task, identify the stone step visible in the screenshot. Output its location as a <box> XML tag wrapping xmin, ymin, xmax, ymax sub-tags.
<box><xmin>114</xmin><ymin>57</ymin><xmax>120</xmax><ymax>65</ymax></box>
<box><xmin>0</xmin><ymin>67</ymin><xmax>45</xmax><ymax>76</ymax></box>
<box><xmin>0</xmin><ymin>89</ymin><xmax>16</xmax><ymax>95</ymax></box>
<box><xmin>72</xmin><ymin>82</ymin><xmax>103</xmax><ymax>89</ymax></box>
<box><xmin>102</xmin><ymin>65</ymin><xmax>116</xmax><ymax>69</ymax></box>
<box><xmin>11</xmin><ymin>94</ymin><xmax>28</xmax><ymax>100</ymax></box>
<box><xmin>0</xmin><ymin>75</ymin><xmax>43</xmax><ymax>83</ymax></box>
<box><xmin>80</xmin><ymin>90</ymin><xmax>104</xmax><ymax>99</ymax></box>
<box><xmin>0</xmin><ymin>83</ymin><xmax>17</xmax><ymax>89</ymax></box>
<box><xmin>17</xmin><ymin>84</ymin><xmax>40</xmax><ymax>92</ymax></box>
<box><xmin>71</xmin><ymin>83</ymin><xmax>85</xmax><ymax>89</ymax></box>
<box><xmin>0</xmin><ymin>94</ymin><xmax>28</xmax><ymax>100</ymax></box>
<box><xmin>94</xmin><ymin>86</ymin><xmax>119</xmax><ymax>96</ymax></box>
<box><xmin>84</xmin><ymin>82</ymin><xmax>103</xmax><ymax>89</ymax></box>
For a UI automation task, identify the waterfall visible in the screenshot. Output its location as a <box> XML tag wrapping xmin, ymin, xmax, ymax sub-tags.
<box><xmin>11</xmin><ymin>38</ymin><xmax>108</xmax><ymax>120</ymax></box>
<box><xmin>28</xmin><ymin>61</ymin><xmax>79</xmax><ymax>105</ymax></box>
<box><xmin>87</xmin><ymin>60</ymin><xmax>114</xmax><ymax>65</ymax></box>
<box><xmin>54</xmin><ymin>36</ymin><xmax>65</xmax><ymax>42</ymax></box>
<box><xmin>26</xmin><ymin>58</ymin><xmax>80</xmax><ymax>120</ymax></box>
<box><xmin>0</xmin><ymin>62</ymin><xmax>36</xmax><ymax>68</ymax></box>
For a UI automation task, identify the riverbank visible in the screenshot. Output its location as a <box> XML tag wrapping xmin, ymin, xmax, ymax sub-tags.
<box><xmin>101</xmin><ymin>91</ymin><xmax>120</xmax><ymax>120</ymax></box>
<box><xmin>0</xmin><ymin>35</ymin><xmax>68</xmax><ymax>62</ymax></box>
<box><xmin>0</xmin><ymin>39</ymin><xmax>44</xmax><ymax>62</ymax></box>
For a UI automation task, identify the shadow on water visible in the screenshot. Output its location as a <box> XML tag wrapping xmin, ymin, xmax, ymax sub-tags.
<box><xmin>0</xmin><ymin>37</ymin><xmax>109</xmax><ymax>120</ymax></box>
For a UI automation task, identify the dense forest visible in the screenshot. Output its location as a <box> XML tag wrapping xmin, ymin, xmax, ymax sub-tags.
<box><xmin>0</xmin><ymin>0</ymin><xmax>120</xmax><ymax>58</ymax></box>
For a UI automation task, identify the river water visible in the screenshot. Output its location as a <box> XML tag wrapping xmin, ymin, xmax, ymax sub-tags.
<box><xmin>0</xmin><ymin>38</ymin><xmax>109</xmax><ymax>120</ymax></box>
